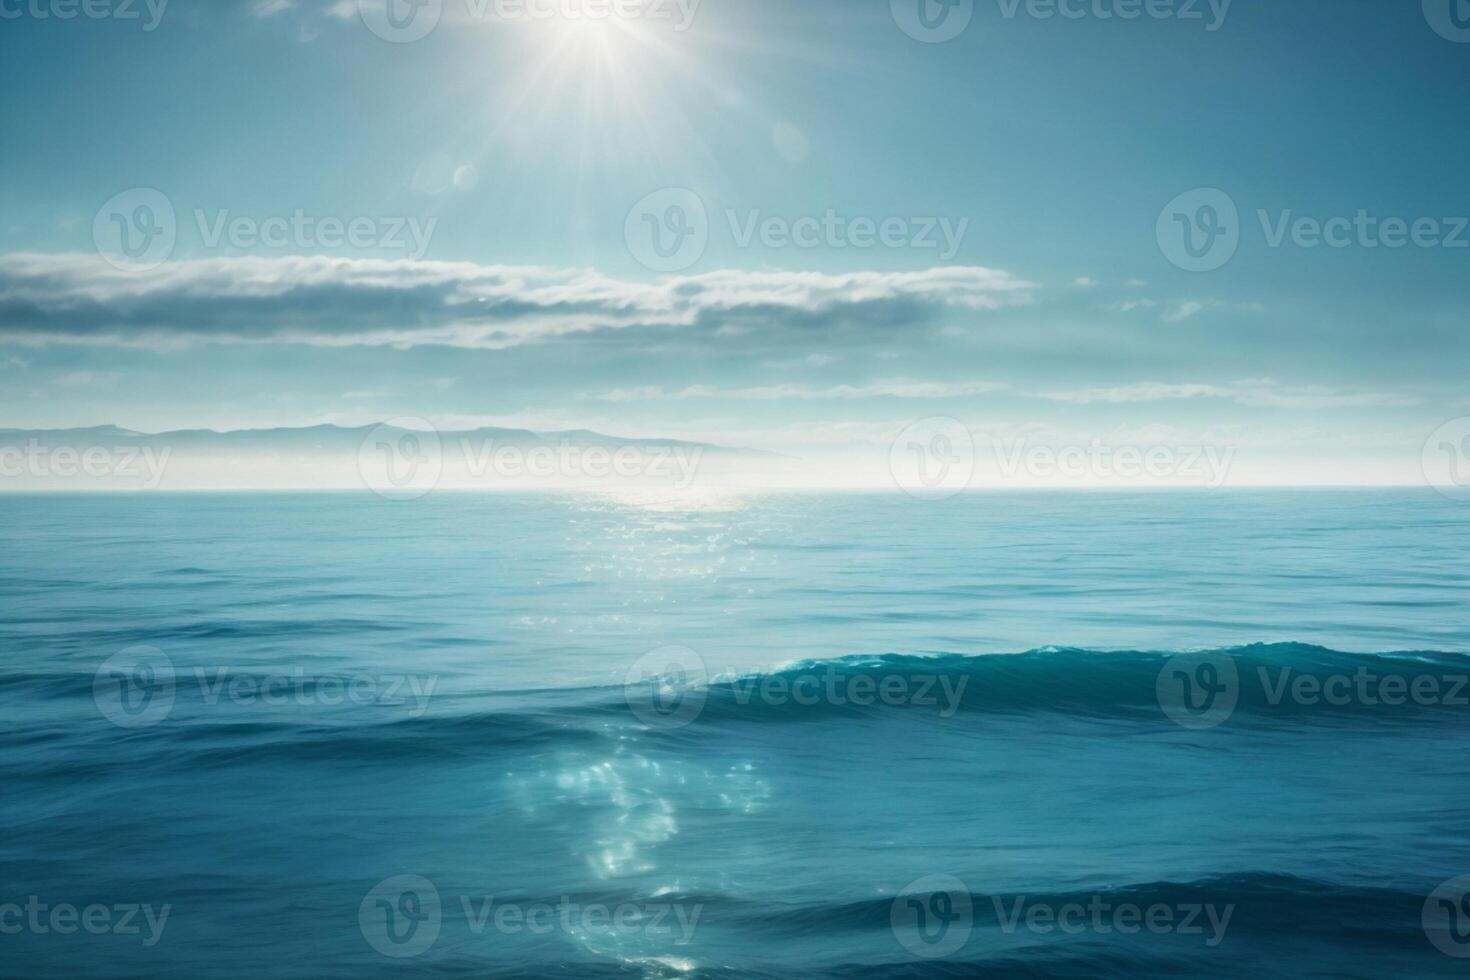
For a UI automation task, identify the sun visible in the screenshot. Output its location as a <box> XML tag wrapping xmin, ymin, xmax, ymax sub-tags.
<box><xmin>555</xmin><ymin>10</ymin><xmax>645</xmax><ymax>53</ymax></box>
<box><xmin>416</xmin><ymin>4</ymin><xmax>762</xmax><ymax>233</ymax></box>
<box><xmin>449</xmin><ymin>8</ymin><xmax>719</xmax><ymax>183</ymax></box>
<box><xmin>529</xmin><ymin>8</ymin><xmax>686</xmax><ymax>94</ymax></box>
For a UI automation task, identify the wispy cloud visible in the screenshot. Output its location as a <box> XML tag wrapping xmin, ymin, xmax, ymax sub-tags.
<box><xmin>764</xmin><ymin>353</ymin><xmax>838</xmax><ymax>370</ymax></box>
<box><xmin>1111</xmin><ymin>298</ymin><xmax>1160</xmax><ymax>313</ymax></box>
<box><xmin>1110</xmin><ymin>297</ymin><xmax>1262</xmax><ymax>323</ymax></box>
<box><xmin>0</xmin><ymin>254</ymin><xmax>1036</xmax><ymax>351</ymax></box>
<box><xmin>593</xmin><ymin>379</ymin><xmax>1009</xmax><ymax>402</ymax></box>
<box><xmin>54</xmin><ymin>370</ymin><xmax>121</xmax><ymax>387</ymax></box>
<box><xmin>1163</xmin><ymin>300</ymin><xmax>1206</xmax><ymax>323</ymax></box>
<box><xmin>1039</xmin><ymin>380</ymin><xmax>1420</xmax><ymax>410</ymax></box>
<box><xmin>249</xmin><ymin>0</ymin><xmax>295</xmax><ymax>16</ymax></box>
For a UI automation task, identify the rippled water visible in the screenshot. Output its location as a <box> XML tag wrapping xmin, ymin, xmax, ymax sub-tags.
<box><xmin>3</xmin><ymin>490</ymin><xmax>1469</xmax><ymax>978</ymax></box>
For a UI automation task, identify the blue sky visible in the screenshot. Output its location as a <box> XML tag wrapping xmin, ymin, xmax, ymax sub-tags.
<box><xmin>1</xmin><ymin>0</ymin><xmax>1467</xmax><ymax>483</ymax></box>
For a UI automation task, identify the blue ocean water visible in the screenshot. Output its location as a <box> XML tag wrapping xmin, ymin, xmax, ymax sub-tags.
<box><xmin>3</xmin><ymin>489</ymin><xmax>1470</xmax><ymax>978</ymax></box>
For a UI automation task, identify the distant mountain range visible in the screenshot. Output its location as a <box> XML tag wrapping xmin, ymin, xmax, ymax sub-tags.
<box><xmin>0</xmin><ymin>423</ymin><xmax>788</xmax><ymax>491</ymax></box>
<box><xmin>0</xmin><ymin>423</ymin><xmax>769</xmax><ymax>454</ymax></box>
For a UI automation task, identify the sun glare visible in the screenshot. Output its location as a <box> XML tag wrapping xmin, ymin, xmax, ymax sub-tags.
<box><xmin>450</xmin><ymin>8</ymin><xmax>721</xmax><ymax>199</ymax></box>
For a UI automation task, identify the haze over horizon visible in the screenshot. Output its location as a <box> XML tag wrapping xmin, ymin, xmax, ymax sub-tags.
<box><xmin>2</xmin><ymin>0</ymin><xmax>1468</xmax><ymax>489</ymax></box>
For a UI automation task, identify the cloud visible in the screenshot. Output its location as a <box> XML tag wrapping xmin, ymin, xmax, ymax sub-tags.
<box><xmin>0</xmin><ymin>254</ymin><xmax>1036</xmax><ymax>351</ymax></box>
<box><xmin>765</xmin><ymin>353</ymin><xmax>838</xmax><ymax>369</ymax></box>
<box><xmin>1111</xmin><ymin>298</ymin><xmax>1262</xmax><ymax>322</ymax></box>
<box><xmin>1072</xmin><ymin>277</ymin><xmax>1098</xmax><ymax>287</ymax></box>
<box><xmin>54</xmin><ymin>370</ymin><xmax>121</xmax><ymax>387</ymax></box>
<box><xmin>1111</xmin><ymin>298</ymin><xmax>1160</xmax><ymax>313</ymax></box>
<box><xmin>1039</xmin><ymin>380</ymin><xmax>1419</xmax><ymax>410</ymax></box>
<box><xmin>1110</xmin><ymin>298</ymin><xmax>1202</xmax><ymax>319</ymax></box>
<box><xmin>249</xmin><ymin>0</ymin><xmax>295</xmax><ymax>15</ymax></box>
<box><xmin>1163</xmin><ymin>300</ymin><xmax>1206</xmax><ymax>322</ymax></box>
<box><xmin>593</xmin><ymin>379</ymin><xmax>1009</xmax><ymax>402</ymax></box>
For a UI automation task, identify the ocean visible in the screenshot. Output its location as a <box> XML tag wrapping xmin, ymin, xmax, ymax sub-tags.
<box><xmin>3</xmin><ymin>489</ymin><xmax>1469</xmax><ymax>978</ymax></box>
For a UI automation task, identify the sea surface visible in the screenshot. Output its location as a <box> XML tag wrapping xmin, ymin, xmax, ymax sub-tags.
<box><xmin>3</xmin><ymin>489</ymin><xmax>1470</xmax><ymax>978</ymax></box>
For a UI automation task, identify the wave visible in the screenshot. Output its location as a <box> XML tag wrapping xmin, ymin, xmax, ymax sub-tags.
<box><xmin>6</xmin><ymin>643</ymin><xmax>1470</xmax><ymax>775</ymax></box>
<box><xmin>195</xmin><ymin>872</ymin><xmax>1454</xmax><ymax>980</ymax></box>
<box><xmin>699</xmin><ymin>871</ymin><xmax>1426</xmax><ymax>937</ymax></box>
<box><xmin>648</xmin><ymin>642</ymin><xmax>1470</xmax><ymax>728</ymax></box>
